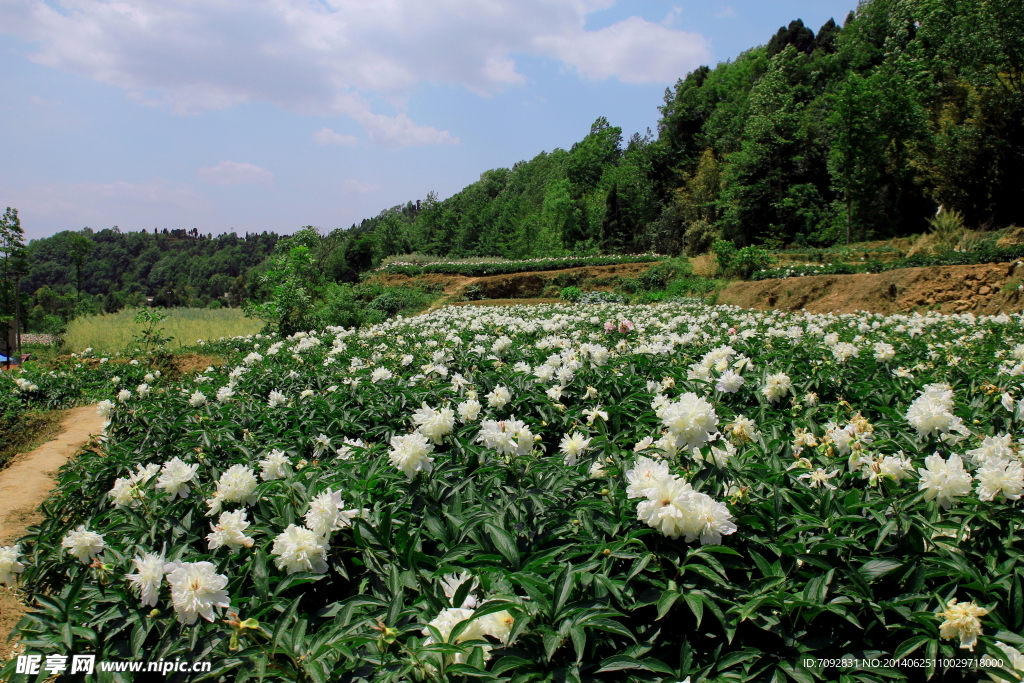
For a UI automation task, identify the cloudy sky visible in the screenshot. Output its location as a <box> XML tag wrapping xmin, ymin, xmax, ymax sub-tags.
<box><xmin>0</xmin><ymin>0</ymin><xmax>857</xmax><ymax>241</ymax></box>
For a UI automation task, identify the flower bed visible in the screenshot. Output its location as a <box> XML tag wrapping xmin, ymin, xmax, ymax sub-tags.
<box><xmin>753</xmin><ymin>246</ymin><xmax>1024</xmax><ymax>281</ymax></box>
<box><xmin>4</xmin><ymin>303</ymin><xmax>1024</xmax><ymax>681</ymax></box>
<box><xmin>374</xmin><ymin>253</ymin><xmax>662</xmax><ymax>277</ymax></box>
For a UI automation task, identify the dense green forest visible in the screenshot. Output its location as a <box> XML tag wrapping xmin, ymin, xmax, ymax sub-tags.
<box><xmin>8</xmin><ymin>0</ymin><xmax>1023</xmax><ymax>336</ymax></box>
<box><xmin>17</xmin><ymin>228</ymin><xmax>280</xmax><ymax>333</ymax></box>
<box><xmin>351</xmin><ymin>0</ymin><xmax>1023</xmax><ymax>260</ymax></box>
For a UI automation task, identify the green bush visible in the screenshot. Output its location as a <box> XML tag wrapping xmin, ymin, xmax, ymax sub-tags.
<box><xmin>559</xmin><ymin>286</ymin><xmax>582</xmax><ymax>302</ymax></box>
<box><xmin>616</xmin><ymin>278</ymin><xmax>641</xmax><ymax>294</ymax></box>
<box><xmin>639</xmin><ymin>257</ymin><xmax>692</xmax><ymax>290</ymax></box>
<box><xmin>714</xmin><ymin>240</ymin><xmax>773</xmax><ymax>279</ymax></box>
<box><xmin>928</xmin><ymin>207</ymin><xmax>967</xmax><ymax>253</ymax></box>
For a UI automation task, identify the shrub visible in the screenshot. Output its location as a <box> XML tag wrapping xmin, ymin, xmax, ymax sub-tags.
<box><xmin>684</xmin><ymin>219</ymin><xmax>718</xmax><ymax>256</ymax></box>
<box><xmin>559</xmin><ymin>286</ymin><xmax>582</xmax><ymax>302</ymax></box>
<box><xmin>714</xmin><ymin>240</ymin><xmax>773</xmax><ymax>279</ymax></box>
<box><xmin>928</xmin><ymin>207</ymin><xmax>967</xmax><ymax>253</ymax></box>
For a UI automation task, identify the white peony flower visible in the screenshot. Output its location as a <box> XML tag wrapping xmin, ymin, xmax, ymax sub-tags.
<box><xmin>635</xmin><ymin>476</ymin><xmax>695</xmax><ymax>540</ymax></box>
<box><xmin>155</xmin><ymin>457</ymin><xmax>199</xmax><ymax>499</ymax></box>
<box><xmin>966</xmin><ymin>434</ymin><xmax>1015</xmax><ymax>465</ymax></box>
<box><xmin>906</xmin><ymin>389</ymin><xmax>962</xmax><ymax>438</ymax></box>
<box><xmin>797</xmin><ymin>468</ymin><xmax>840</xmax><ymax>490</ymax></box>
<box><xmin>371</xmin><ymin>367</ymin><xmax>393</xmax><ymax>383</ymax></box>
<box><xmin>917</xmin><ymin>453</ymin><xmax>973</xmax><ymax>509</ymax></box>
<box><xmin>126</xmin><ymin>552</ymin><xmax>164</xmax><ymax>607</ymax></box>
<box><xmin>685</xmin><ymin>491</ymin><xmax>738</xmax><ymax>545</ymax></box>
<box><xmin>206</xmin><ymin>510</ymin><xmax>255</xmax><ymax>551</ymax></box>
<box><xmin>625</xmin><ymin>456</ymin><xmax>671</xmax><ymax>499</ymax></box>
<box><xmin>877</xmin><ymin>454</ymin><xmax>914</xmax><ymax>482</ymax></box>
<box><xmin>761</xmin><ymin>373</ymin><xmax>792</xmax><ymax>403</ymax></box>
<box><xmin>0</xmin><ymin>545</ymin><xmax>25</xmax><ymax>586</ymax></box>
<box><xmin>267</xmin><ymin>390</ymin><xmax>288</xmax><ymax>408</ymax></box>
<box><xmin>476</xmin><ymin>417</ymin><xmax>535</xmax><ymax>457</ymax></box>
<box><xmin>457</xmin><ymin>399</ymin><xmax>482</xmax><ymax>422</ymax></box>
<box><xmin>258</xmin><ymin>449</ymin><xmax>290</xmax><ymax>481</ymax></box>
<box><xmin>874</xmin><ymin>342</ymin><xmax>896</xmax><ymax>362</ymax></box>
<box><xmin>117</xmin><ymin>389</ymin><xmax>132</xmax><ymax>402</ymax></box>
<box><xmin>412</xmin><ymin>403</ymin><xmax>456</xmax><ymax>444</ymax></box>
<box><xmin>486</xmin><ymin>385</ymin><xmax>511</xmax><ymax>409</ymax></box>
<box><xmin>164</xmin><ymin>561</ymin><xmax>231</xmax><ymax>624</ymax></box>
<box><xmin>422</xmin><ymin>607</ymin><xmax>494</xmax><ymax>665</ymax></box>
<box><xmin>136</xmin><ymin>383</ymin><xmax>151</xmax><ymax>398</ymax></box>
<box><xmin>975</xmin><ymin>458</ymin><xmax>1024</xmax><ymax>502</ymax></box>
<box><xmin>388</xmin><ymin>432</ymin><xmax>435</xmax><ymax>479</ymax></box>
<box><xmin>657</xmin><ymin>392</ymin><xmax>719</xmax><ymax>451</ymax></box>
<box><xmin>189</xmin><ymin>391</ymin><xmax>207</xmax><ymax>407</ymax></box>
<box><xmin>715</xmin><ymin>369</ymin><xmax>745</xmax><ymax>393</ymax></box>
<box><xmin>559</xmin><ymin>432</ymin><xmax>592</xmax><ymax>466</ymax></box>
<box><xmin>937</xmin><ymin>598</ymin><xmax>988</xmax><ymax>651</ymax></box>
<box><xmin>304</xmin><ymin>489</ymin><xmax>348</xmax><ymax>538</ymax></box>
<box><xmin>61</xmin><ymin>526</ymin><xmax>105</xmax><ymax>564</ymax></box>
<box><xmin>97</xmin><ymin>399</ymin><xmax>115</xmax><ymax>419</ymax></box>
<box><xmin>216</xmin><ymin>385</ymin><xmax>235</xmax><ymax>403</ymax></box>
<box><xmin>206</xmin><ymin>464</ymin><xmax>259</xmax><ymax>515</ymax></box>
<box><xmin>271</xmin><ymin>524</ymin><xmax>329</xmax><ymax>574</ymax></box>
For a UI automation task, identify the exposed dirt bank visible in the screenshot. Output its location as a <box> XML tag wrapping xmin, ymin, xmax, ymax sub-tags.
<box><xmin>0</xmin><ymin>405</ymin><xmax>104</xmax><ymax>662</ymax></box>
<box><xmin>718</xmin><ymin>261</ymin><xmax>1024</xmax><ymax>315</ymax></box>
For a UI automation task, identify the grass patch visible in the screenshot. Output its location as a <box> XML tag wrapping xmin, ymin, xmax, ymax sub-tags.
<box><xmin>62</xmin><ymin>307</ymin><xmax>263</xmax><ymax>355</ymax></box>
<box><xmin>0</xmin><ymin>409</ymin><xmax>68</xmax><ymax>472</ymax></box>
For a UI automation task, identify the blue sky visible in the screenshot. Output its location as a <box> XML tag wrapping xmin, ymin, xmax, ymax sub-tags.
<box><xmin>0</xmin><ymin>0</ymin><xmax>858</xmax><ymax>241</ymax></box>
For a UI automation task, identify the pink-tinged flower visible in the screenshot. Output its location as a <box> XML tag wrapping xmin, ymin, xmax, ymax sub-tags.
<box><xmin>604</xmin><ymin>321</ymin><xmax>615</xmax><ymax>333</ymax></box>
<box><xmin>618</xmin><ymin>320</ymin><xmax>635</xmax><ymax>334</ymax></box>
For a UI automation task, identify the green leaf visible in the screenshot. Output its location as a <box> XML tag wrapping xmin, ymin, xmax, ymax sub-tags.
<box><xmin>859</xmin><ymin>559</ymin><xmax>903</xmax><ymax>581</ymax></box>
<box><xmin>683</xmin><ymin>593</ymin><xmax>704</xmax><ymax>629</ymax></box>
<box><xmin>485</xmin><ymin>523</ymin><xmax>521</xmax><ymax>569</ymax></box>
<box><xmin>893</xmin><ymin>634</ymin><xmax>931</xmax><ymax>661</ymax></box>
<box><xmin>656</xmin><ymin>591</ymin><xmax>680</xmax><ymax>621</ymax></box>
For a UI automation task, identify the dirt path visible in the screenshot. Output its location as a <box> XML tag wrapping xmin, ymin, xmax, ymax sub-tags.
<box><xmin>0</xmin><ymin>404</ymin><xmax>103</xmax><ymax>661</ymax></box>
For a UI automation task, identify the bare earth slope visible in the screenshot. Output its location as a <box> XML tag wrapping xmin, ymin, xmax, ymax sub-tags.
<box><xmin>718</xmin><ymin>261</ymin><xmax>1024</xmax><ymax>315</ymax></box>
<box><xmin>0</xmin><ymin>405</ymin><xmax>104</xmax><ymax>661</ymax></box>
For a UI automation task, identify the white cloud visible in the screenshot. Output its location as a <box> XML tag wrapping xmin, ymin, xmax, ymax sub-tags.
<box><xmin>197</xmin><ymin>161</ymin><xmax>274</xmax><ymax>187</ymax></box>
<box><xmin>535</xmin><ymin>16</ymin><xmax>709</xmax><ymax>83</ymax></box>
<box><xmin>0</xmin><ymin>1</ymin><xmax>709</xmax><ymax>144</ymax></box>
<box><xmin>714</xmin><ymin>6</ymin><xmax>737</xmax><ymax>19</ymax></box>
<box><xmin>3</xmin><ymin>179</ymin><xmax>208</xmax><ymax>238</ymax></box>
<box><xmin>313</xmin><ymin>127</ymin><xmax>359</xmax><ymax>147</ymax></box>
<box><xmin>340</xmin><ymin>179</ymin><xmax>381</xmax><ymax>195</ymax></box>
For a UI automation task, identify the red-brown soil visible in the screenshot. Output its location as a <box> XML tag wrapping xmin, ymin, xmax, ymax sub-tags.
<box><xmin>718</xmin><ymin>261</ymin><xmax>1024</xmax><ymax>315</ymax></box>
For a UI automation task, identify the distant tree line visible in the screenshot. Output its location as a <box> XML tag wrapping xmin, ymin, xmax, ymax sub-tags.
<box><xmin>349</xmin><ymin>0</ymin><xmax>1024</xmax><ymax>261</ymax></box>
<box><xmin>20</xmin><ymin>228</ymin><xmax>280</xmax><ymax>333</ymax></box>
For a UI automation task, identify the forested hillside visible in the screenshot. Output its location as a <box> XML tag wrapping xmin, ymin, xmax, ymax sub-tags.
<box><xmin>21</xmin><ymin>228</ymin><xmax>279</xmax><ymax>332</ymax></box>
<box><xmin>353</xmin><ymin>0</ymin><xmax>1023</xmax><ymax>261</ymax></box>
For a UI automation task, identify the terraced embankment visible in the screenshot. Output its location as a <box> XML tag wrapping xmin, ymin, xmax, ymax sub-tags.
<box><xmin>719</xmin><ymin>261</ymin><xmax>1024</xmax><ymax>315</ymax></box>
<box><xmin>374</xmin><ymin>261</ymin><xmax>657</xmax><ymax>305</ymax></box>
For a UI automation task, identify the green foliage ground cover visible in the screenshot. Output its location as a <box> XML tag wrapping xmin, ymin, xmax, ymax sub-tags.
<box><xmin>753</xmin><ymin>247</ymin><xmax>1024</xmax><ymax>281</ymax></box>
<box><xmin>5</xmin><ymin>302</ymin><xmax>1024</xmax><ymax>681</ymax></box>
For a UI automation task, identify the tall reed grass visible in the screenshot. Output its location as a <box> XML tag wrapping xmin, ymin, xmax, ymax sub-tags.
<box><xmin>62</xmin><ymin>308</ymin><xmax>263</xmax><ymax>355</ymax></box>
